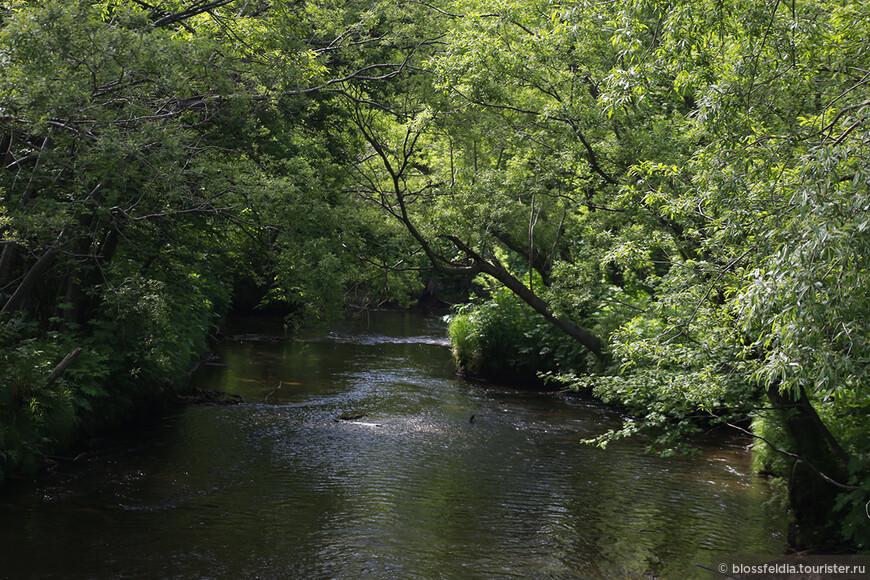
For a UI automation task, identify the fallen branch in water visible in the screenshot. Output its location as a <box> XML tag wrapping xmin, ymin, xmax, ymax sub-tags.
<box><xmin>265</xmin><ymin>382</ymin><xmax>283</xmax><ymax>403</ymax></box>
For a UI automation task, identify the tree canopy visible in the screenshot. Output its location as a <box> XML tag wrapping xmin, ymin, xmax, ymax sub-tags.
<box><xmin>1</xmin><ymin>0</ymin><xmax>868</xmax><ymax>551</ymax></box>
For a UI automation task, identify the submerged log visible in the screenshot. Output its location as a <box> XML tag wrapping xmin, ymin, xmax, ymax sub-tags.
<box><xmin>177</xmin><ymin>387</ymin><xmax>244</xmax><ymax>405</ymax></box>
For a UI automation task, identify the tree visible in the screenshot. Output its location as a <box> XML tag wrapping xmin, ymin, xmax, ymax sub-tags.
<box><xmin>0</xmin><ymin>0</ymin><xmax>374</xmax><ymax>476</ymax></box>
<box><xmin>337</xmin><ymin>0</ymin><xmax>870</xmax><ymax>549</ymax></box>
<box><xmin>549</xmin><ymin>0</ymin><xmax>870</xmax><ymax>549</ymax></box>
<box><xmin>2</xmin><ymin>0</ymin><xmax>867</xmax><ymax>550</ymax></box>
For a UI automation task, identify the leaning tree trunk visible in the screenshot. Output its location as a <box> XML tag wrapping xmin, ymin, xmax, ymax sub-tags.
<box><xmin>479</xmin><ymin>259</ymin><xmax>603</xmax><ymax>357</ymax></box>
<box><xmin>355</xmin><ymin>110</ymin><xmax>606</xmax><ymax>359</ymax></box>
<box><xmin>397</xmin><ymin>200</ymin><xmax>605</xmax><ymax>358</ymax></box>
<box><xmin>1</xmin><ymin>135</ymin><xmax>52</xmax><ymax>288</ymax></box>
<box><xmin>1</xmin><ymin>247</ymin><xmax>58</xmax><ymax>315</ymax></box>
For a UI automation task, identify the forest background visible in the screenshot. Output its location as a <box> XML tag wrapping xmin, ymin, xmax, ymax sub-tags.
<box><xmin>1</xmin><ymin>0</ymin><xmax>868</xmax><ymax>551</ymax></box>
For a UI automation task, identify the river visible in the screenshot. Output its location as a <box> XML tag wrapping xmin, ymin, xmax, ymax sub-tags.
<box><xmin>0</xmin><ymin>311</ymin><xmax>785</xmax><ymax>578</ymax></box>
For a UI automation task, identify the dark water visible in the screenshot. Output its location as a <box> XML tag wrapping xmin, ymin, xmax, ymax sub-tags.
<box><xmin>0</xmin><ymin>312</ymin><xmax>785</xmax><ymax>579</ymax></box>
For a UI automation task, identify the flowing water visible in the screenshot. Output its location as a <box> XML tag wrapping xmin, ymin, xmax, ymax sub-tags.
<box><xmin>0</xmin><ymin>311</ymin><xmax>785</xmax><ymax>579</ymax></box>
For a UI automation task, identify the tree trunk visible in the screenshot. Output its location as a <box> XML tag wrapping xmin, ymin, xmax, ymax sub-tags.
<box><xmin>479</xmin><ymin>260</ymin><xmax>603</xmax><ymax>357</ymax></box>
<box><xmin>0</xmin><ymin>243</ymin><xmax>17</xmax><ymax>286</ymax></box>
<box><xmin>492</xmin><ymin>228</ymin><xmax>553</xmax><ymax>285</ymax></box>
<box><xmin>1</xmin><ymin>132</ymin><xmax>13</xmax><ymax>167</ymax></box>
<box><xmin>766</xmin><ymin>385</ymin><xmax>849</xmax><ymax>549</ymax></box>
<box><xmin>355</xmin><ymin>113</ymin><xmax>604</xmax><ymax>358</ymax></box>
<box><xmin>45</xmin><ymin>347</ymin><xmax>82</xmax><ymax>386</ymax></box>
<box><xmin>395</xmin><ymin>196</ymin><xmax>604</xmax><ymax>358</ymax></box>
<box><xmin>1</xmin><ymin>247</ymin><xmax>58</xmax><ymax>314</ymax></box>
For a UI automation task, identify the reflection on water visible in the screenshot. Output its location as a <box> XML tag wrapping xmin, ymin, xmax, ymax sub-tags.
<box><xmin>0</xmin><ymin>312</ymin><xmax>785</xmax><ymax>579</ymax></box>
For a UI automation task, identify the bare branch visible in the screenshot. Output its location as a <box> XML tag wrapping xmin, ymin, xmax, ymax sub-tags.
<box><xmin>724</xmin><ymin>420</ymin><xmax>859</xmax><ymax>491</ymax></box>
<box><xmin>152</xmin><ymin>0</ymin><xmax>237</xmax><ymax>27</ymax></box>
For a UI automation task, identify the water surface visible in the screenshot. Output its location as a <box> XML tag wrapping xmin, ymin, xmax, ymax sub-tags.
<box><xmin>0</xmin><ymin>311</ymin><xmax>785</xmax><ymax>578</ymax></box>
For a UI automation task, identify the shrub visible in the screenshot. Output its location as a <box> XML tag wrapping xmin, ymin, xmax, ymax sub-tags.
<box><xmin>448</xmin><ymin>287</ymin><xmax>590</xmax><ymax>383</ymax></box>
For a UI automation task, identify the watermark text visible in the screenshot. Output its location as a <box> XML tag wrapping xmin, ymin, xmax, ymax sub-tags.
<box><xmin>707</xmin><ymin>555</ymin><xmax>870</xmax><ymax>579</ymax></box>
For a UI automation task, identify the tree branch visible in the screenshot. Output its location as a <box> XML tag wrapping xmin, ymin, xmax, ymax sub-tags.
<box><xmin>724</xmin><ymin>420</ymin><xmax>858</xmax><ymax>491</ymax></box>
<box><xmin>152</xmin><ymin>0</ymin><xmax>236</xmax><ymax>27</ymax></box>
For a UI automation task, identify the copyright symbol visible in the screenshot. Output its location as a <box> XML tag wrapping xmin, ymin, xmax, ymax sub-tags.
<box><xmin>718</xmin><ymin>563</ymin><xmax>728</xmax><ymax>573</ymax></box>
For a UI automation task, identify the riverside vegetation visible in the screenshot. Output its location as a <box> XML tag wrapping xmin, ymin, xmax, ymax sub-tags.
<box><xmin>1</xmin><ymin>0</ymin><xmax>868</xmax><ymax>552</ymax></box>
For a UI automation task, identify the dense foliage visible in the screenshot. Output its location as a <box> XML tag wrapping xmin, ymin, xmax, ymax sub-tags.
<box><xmin>0</xmin><ymin>0</ymin><xmax>414</xmax><ymax>481</ymax></box>
<box><xmin>449</xmin><ymin>286</ymin><xmax>593</xmax><ymax>381</ymax></box>
<box><xmin>335</xmin><ymin>0</ymin><xmax>870</xmax><ymax>550</ymax></box>
<box><xmin>1</xmin><ymin>0</ymin><xmax>868</xmax><ymax>551</ymax></box>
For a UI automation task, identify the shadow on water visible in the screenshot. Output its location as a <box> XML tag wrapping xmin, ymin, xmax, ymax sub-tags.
<box><xmin>0</xmin><ymin>311</ymin><xmax>785</xmax><ymax>579</ymax></box>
